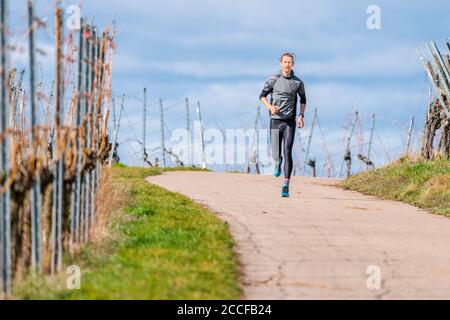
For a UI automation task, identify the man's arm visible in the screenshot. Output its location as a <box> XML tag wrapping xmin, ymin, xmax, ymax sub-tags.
<box><xmin>260</xmin><ymin>96</ymin><xmax>278</xmax><ymax>115</ymax></box>
<box><xmin>297</xmin><ymin>81</ymin><xmax>307</xmax><ymax>128</ymax></box>
<box><xmin>299</xmin><ymin>103</ymin><xmax>306</xmax><ymax>116</ymax></box>
<box><xmin>259</xmin><ymin>77</ymin><xmax>278</xmax><ymax>115</ymax></box>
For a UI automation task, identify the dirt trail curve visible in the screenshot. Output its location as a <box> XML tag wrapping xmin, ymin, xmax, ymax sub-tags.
<box><xmin>147</xmin><ymin>171</ymin><xmax>450</xmax><ymax>299</ymax></box>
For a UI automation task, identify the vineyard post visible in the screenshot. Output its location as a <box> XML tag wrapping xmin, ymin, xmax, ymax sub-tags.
<box><xmin>367</xmin><ymin>113</ymin><xmax>375</xmax><ymax>170</ymax></box>
<box><xmin>51</xmin><ymin>7</ymin><xmax>64</xmax><ymax>274</ymax></box>
<box><xmin>143</xmin><ymin>87</ymin><xmax>147</xmax><ymax>166</ymax></box>
<box><xmin>108</xmin><ymin>94</ymin><xmax>124</xmax><ymax>167</ymax></box>
<box><xmin>70</xmin><ymin>19</ymin><xmax>84</xmax><ymax>249</ymax></box>
<box><xmin>0</xmin><ymin>0</ymin><xmax>11</xmax><ymax>297</ymax></box>
<box><xmin>404</xmin><ymin>116</ymin><xmax>415</xmax><ymax>155</ymax></box>
<box><xmin>338</xmin><ymin>111</ymin><xmax>358</xmax><ymax>178</ymax></box>
<box><xmin>160</xmin><ymin>98</ymin><xmax>166</xmax><ymax>167</ymax></box>
<box><xmin>82</xmin><ymin>26</ymin><xmax>92</xmax><ymax>243</ymax></box>
<box><xmin>185</xmin><ymin>97</ymin><xmax>190</xmax><ymax>165</ymax></box>
<box><xmin>28</xmin><ymin>0</ymin><xmax>42</xmax><ymax>272</ymax></box>
<box><xmin>302</xmin><ymin>108</ymin><xmax>317</xmax><ymax>176</ymax></box>
<box><xmin>196</xmin><ymin>101</ymin><xmax>206</xmax><ymax>169</ymax></box>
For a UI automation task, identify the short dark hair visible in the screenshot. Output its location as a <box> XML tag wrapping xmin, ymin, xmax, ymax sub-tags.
<box><xmin>280</xmin><ymin>52</ymin><xmax>295</xmax><ymax>63</ymax></box>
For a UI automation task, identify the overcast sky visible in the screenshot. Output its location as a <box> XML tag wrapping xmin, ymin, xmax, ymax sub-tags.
<box><xmin>7</xmin><ymin>0</ymin><xmax>450</xmax><ymax>175</ymax></box>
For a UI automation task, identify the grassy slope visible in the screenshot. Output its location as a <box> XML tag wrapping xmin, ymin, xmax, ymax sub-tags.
<box><xmin>340</xmin><ymin>157</ymin><xmax>450</xmax><ymax>216</ymax></box>
<box><xmin>15</xmin><ymin>166</ymin><xmax>241</xmax><ymax>299</ymax></box>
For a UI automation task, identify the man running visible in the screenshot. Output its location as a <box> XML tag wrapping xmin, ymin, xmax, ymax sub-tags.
<box><xmin>259</xmin><ymin>52</ymin><xmax>307</xmax><ymax>197</ymax></box>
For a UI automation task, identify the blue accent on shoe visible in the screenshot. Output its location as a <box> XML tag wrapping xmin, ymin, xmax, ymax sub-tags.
<box><xmin>274</xmin><ymin>163</ymin><xmax>281</xmax><ymax>177</ymax></box>
<box><xmin>280</xmin><ymin>184</ymin><xmax>289</xmax><ymax>197</ymax></box>
<box><xmin>273</xmin><ymin>157</ymin><xmax>283</xmax><ymax>177</ymax></box>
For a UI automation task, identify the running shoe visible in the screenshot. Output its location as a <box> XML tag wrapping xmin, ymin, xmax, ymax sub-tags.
<box><xmin>280</xmin><ymin>184</ymin><xmax>289</xmax><ymax>197</ymax></box>
<box><xmin>273</xmin><ymin>157</ymin><xmax>282</xmax><ymax>177</ymax></box>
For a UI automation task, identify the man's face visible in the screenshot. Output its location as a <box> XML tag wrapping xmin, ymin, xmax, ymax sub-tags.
<box><xmin>280</xmin><ymin>56</ymin><xmax>294</xmax><ymax>74</ymax></box>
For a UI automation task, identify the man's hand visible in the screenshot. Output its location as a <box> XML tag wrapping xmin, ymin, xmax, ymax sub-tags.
<box><xmin>298</xmin><ymin>115</ymin><xmax>304</xmax><ymax>128</ymax></box>
<box><xmin>269</xmin><ymin>105</ymin><xmax>279</xmax><ymax>115</ymax></box>
<box><xmin>260</xmin><ymin>96</ymin><xmax>279</xmax><ymax>116</ymax></box>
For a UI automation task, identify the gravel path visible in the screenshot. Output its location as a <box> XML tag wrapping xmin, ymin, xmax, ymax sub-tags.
<box><xmin>147</xmin><ymin>171</ymin><xmax>450</xmax><ymax>299</ymax></box>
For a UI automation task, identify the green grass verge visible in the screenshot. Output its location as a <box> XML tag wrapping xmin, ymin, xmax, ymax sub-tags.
<box><xmin>340</xmin><ymin>156</ymin><xmax>450</xmax><ymax>216</ymax></box>
<box><xmin>14</xmin><ymin>166</ymin><xmax>241</xmax><ymax>299</ymax></box>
